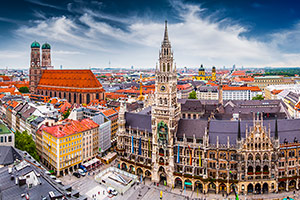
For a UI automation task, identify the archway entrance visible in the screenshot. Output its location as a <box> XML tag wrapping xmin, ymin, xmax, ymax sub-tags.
<box><xmin>247</xmin><ymin>184</ymin><xmax>253</xmax><ymax>194</ymax></box>
<box><xmin>174</xmin><ymin>177</ymin><xmax>183</xmax><ymax>189</ymax></box>
<box><xmin>137</xmin><ymin>168</ymin><xmax>143</xmax><ymax>176</ymax></box>
<box><xmin>289</xmin><ymin>180</ymin><xmax>296</xmax><ymax>190</ymax></box>
<box><xmin>159</xmin><ymin>173</ymin><xmax>167</xmax><ymax>185</ymax></box>
<box><xmin>278</xmin><ymin>181</ymin><xmax>286</xmax><ymax>192</ymax></box>
<box><xmin>129</xmin><ymin>165</ymin><xmax>135</xmax><ymax>173</ymax></box>
<box><xmin>219</xmin><ymin>183</ymin><xmax>227</xmax><ymax>194</ymax></box>
<box><xmin>255</xmin><ymin>183</ymin><xmax>261</xmax><ymax>194</ymax></box>
<box><xmin>121</xmin><ymin>163</ymin><xmax>127</xmax><ymax>171</ymax></box>
<box><xmin>145</xmin><ymin>170</ymin><xmax>152</xmax><ymax>180</ymax></box>
<box><xmin>194</xmin><ymin>181</ymin><xmax>203</xmax><ymax>193</ymax></box>
<box><xmin>262</xmin><ymin>183</ymin><xmax>268</xmax><ymax>194</ymax></box>
<box><xmin>184</xmin><ymin>179</ymin><xmax>192</xmax><ymax>190</ymax></box>
<box><xmin>208</xmin><ymin>182</ymin><xmax>216</xmax><ymax>194</ymax></box>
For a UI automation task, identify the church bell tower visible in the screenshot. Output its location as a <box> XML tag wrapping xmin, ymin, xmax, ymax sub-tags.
<box><xmin>29</xmin><ymin>41</ymin><xmax>42</xmax><ymax>94</ymax></box>
<box><xmin>151</xmin><ymin>21</ymin><xmax>181</xmax><ymax>186</ymax></box>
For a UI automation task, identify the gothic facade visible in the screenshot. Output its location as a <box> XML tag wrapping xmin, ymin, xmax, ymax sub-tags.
<box><xmin>117</xmin><ymin>21</ymin><xmax>300</xmax><ymax>195</ymax></box>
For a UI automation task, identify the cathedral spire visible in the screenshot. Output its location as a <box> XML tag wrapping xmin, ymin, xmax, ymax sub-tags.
<box><xmin>163</xmin><ymin>20</ymin><xmax>169</xmax><ymax>44</ymax></box>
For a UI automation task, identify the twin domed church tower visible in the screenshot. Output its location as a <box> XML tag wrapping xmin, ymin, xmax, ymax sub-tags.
<box><xmin>29</xmin><ymin>41</ymin><xmax>52</xmax><ymax>93</ymax></box>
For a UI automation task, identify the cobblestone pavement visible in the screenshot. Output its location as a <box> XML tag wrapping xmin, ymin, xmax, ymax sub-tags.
<box><xmin>58</xmin><ymin>162</ymin><xmax>300</xmax><ymax>200</ymax></box>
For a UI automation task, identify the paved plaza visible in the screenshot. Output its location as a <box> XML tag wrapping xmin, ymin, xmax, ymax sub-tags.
<box><xmin>59</xmin><ymin>164</ymin><xmax>300</xmax><ymax>200</ymax></box>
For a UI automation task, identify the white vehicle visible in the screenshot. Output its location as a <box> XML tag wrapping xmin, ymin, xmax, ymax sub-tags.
<box><xmin>78</xmin><ymin>169</ymin><xmax>86</xmax><ymax>176</ymax></box>
<box><xmin>107</xmin><ymin>187</ymin><xmax>118</xmax><ymax>196</ymax></box>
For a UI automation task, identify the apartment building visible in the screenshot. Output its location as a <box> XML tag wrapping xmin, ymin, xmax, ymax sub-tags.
<box><xmin>39</xmin><ymin>118</ymin><xmax>98</xmax><ymax>176</ymax></box>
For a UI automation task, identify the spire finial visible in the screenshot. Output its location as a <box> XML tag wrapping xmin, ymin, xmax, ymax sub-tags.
<box><xmin>163</xmin><ymin>20</ymin><xmax>169</xmax><ymax>43</ymax></box>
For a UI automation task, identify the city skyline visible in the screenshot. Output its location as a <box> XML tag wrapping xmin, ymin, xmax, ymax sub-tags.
<box><xmin>1</xmin><ymin>0</ymin><xmax>300</xmax><ymax>69</ymax></box>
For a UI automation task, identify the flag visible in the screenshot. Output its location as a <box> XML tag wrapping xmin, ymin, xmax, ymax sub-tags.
<box><xmin>138</xmin><ymin>137</ymin><xmax>142</xmax><ymax>155</ymax></box>
<box><xmin>177</xmin><ymin>144</ymin><xmax>180</xmax><ymax>163</ymax></box>
<box><xmin>131</xmin><ymin>136</ymin><xmax>134</xmax><ymax>153</ymax></box>
<box><xmin>148</xmin><ymin>138</ymin><xmax>151</xmax><ymax>157</ymax></box>
<box><xmin>188</xmin><ymin>145</ymin><xmax>192</xmax><ymax>165</ymax></box>
<box><xmin>199</xmin><ymin>146</ymin><xmax>201</xmax><ymax>167</ymax></box>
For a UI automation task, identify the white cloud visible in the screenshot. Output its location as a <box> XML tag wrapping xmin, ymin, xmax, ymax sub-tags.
<box><xmin>8</xmin><ymin>1</ymin><xmax>300</xmax><ymax>68</ymax></box>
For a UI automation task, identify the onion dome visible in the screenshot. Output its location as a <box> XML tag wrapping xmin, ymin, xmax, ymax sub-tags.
<box><xmin>31</xmin><ymin>41</ymin><xmax>40</xmax><ymax>48</ymax></box>
<box><xmin>42</xmin><ymin>42</ymin><xmax>51</xmax><ymax>49</ymax></box>
<box><xmin>199</xmin><ymin>64</ymin><xmax>205</xmax><ymax>71</ymax></box>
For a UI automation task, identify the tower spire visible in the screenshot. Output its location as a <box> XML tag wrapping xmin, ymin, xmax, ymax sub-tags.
<box><xmin>163</xmin><ymin>20</ymin><xmax>169</xmax><ymax>43</ymax></box>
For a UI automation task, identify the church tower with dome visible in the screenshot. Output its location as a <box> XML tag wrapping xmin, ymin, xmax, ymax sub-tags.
<box><xmin>41</xmin><ymin>43</ymin><xmax>52</xmax><ymax>69</ymax></box>
<box><xmin>29</xmin><ymin>41</ymin><xmax>42</xmax><ymax>93</ymax></box>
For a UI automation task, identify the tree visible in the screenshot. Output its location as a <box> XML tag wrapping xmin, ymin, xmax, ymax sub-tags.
<box><xmin>62</xmin><ymin>108</ymin><xmax>71</xmax><ymax>119</ymax></box>
<box><xmin>15</xmin><ymin>130</ymin><xmax>39</xmax><ymax>161</ymax></box>
<box><xmin>188</xmin><ymin>91</ymin><xmax>197</xmax><ymax>99</ymax></box>
<box><xmin>19</xmin><ymin>86</ymin><xmax>29</xmax><ymax>93</ymax></box>
<box><xmin>252</xmin><ymin>94</ymin><xmax>264</xmax><ymax>100</ymax></box>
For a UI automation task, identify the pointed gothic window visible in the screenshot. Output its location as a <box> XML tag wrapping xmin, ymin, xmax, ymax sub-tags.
<box><xmin>163</xmin><ymin>64</ymin><xmax>166</xmax><ymax>72</ymax></box>
<box><xmin>167</xmin><ymin>63</ymin><xmax>170</xmax><ymax>72</ymax></box>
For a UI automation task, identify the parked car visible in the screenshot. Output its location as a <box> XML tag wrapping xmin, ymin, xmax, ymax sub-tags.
<box><xmin>107</xmin><ymin>187</ymin><xmax>118</xmax><ymax>196</ymax></box>
<box><xmin>73</xmin><ymin>172</ymin><xmax>81</xmax><ymax>178</ymax></box>
<box><xmin>78</xmin><ymin>169</ymin><xmax>86</xmax><ymax>176</ymax></box>
<box><xmin>79</xmin><ymin>165</ymin><xmax>87</xmax><ymax>173</ymax></box>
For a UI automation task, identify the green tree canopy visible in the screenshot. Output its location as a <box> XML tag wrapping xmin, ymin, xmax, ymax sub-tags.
<box><xmin>15</xmin><ymin>130</ymin><xmax>39</xmax><ymax>161</ymax></box>
<box><xmin>62</xmin><ymin>108</ymin><xmax>71</xmax><ymax>119</ymax></box>
<box><xmin>188</xmin><ymin>90</ymin><xmax>197</xmax><ymax>99</ymax></box>
<box><xmin>252</xmin><ymin>94</ymin><xmax>264</xmax><ymax>100</ymax></box>
<box><xmin>19</xmin><ymin>86</ymin><xmax>29</xmax><ymax>93</ymax></box>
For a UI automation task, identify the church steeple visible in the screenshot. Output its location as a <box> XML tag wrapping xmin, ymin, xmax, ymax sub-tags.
<box><xmin>163</xmin><ymin>20</ymin><xmax>169</xmax><ymax>44</ymax></box>
<box><xmin>159</xmin><ymin>20</ymin><xmax>173</xmax><ymax>73</ymax></box>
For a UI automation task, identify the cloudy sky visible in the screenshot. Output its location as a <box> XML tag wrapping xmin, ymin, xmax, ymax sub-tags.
<box><xmin>1</xmin><ymin>0</ymin><xmax>300</xmax><ymax>69</ymax></box>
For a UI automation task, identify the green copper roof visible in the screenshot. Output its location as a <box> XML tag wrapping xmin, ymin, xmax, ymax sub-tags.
<box><xmin>31</xmin><ymin>41</ymin><xmax>40</xmax><ymax>48</ymax></box>
<box><xmin>42</xmin><ymin>43</ymin><xmax>51</xmax><ymax>49</ymax></box>
<box><xmin>0</xmin><ymin>123</ymin><xmax>12</xmax><ymax>135</ymax></box>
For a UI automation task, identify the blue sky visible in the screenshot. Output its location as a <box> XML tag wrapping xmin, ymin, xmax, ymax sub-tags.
<box><xmin>1</xmin><ymin>0</ymin><xmax>300</xmax><ymax>69</ymax></box>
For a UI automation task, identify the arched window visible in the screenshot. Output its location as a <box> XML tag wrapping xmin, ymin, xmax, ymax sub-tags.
<box><xmin>167</xmin><ymin>63</ymin><xmax>170</xmax><ymax>71</ymax></box>
<box><xmin>255</xmin><ymin>154</ymin><xmax>260</xmax><ymax>161</ymax></box>
<box><xmin>64</xmin><ymin>92</ymin><xmax>66</xmax><ymax>99</ymax></box>
<box><xmin>80</xmin><ymin>93</ymin><xmax>82</xmax><ymax>104</ymax></box>
<box><xmin>163</xmin><ymin>64</ymin><xmax>166</xmax><ymax>72</ymax></box>
<box><xmin>87</xmin><ymin>93</ymin><xmax>90</xmax><ymax>104</ymax></box>
<box><xmin>69</xmin><ymin>93</ymin><xmax>71</xmax><ymax>101</ymax></box>
<box><xmin>74</xmin><ymin>93</ymin><xmax>77</xmax><ymax>103</ymax></box>
<box><xmin>50</xmin><ymin>91</ymin><xmax>52</xmax><ymax>97</ymax></box>
<box><xmin>96</xmin><ymin>93</ymin><xmax>99</xmax><ymax>100</ymax></box>
<box><xmin>248</xmin><ymin>154</ymin><xmax>253</xmax><ymax>160</ymax></box>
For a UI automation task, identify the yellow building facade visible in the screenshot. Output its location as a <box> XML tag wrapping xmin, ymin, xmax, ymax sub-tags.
<box><xmin>39</xmin><ymin>119</ymin><xmax>99</xmax><ymax>176</ymax></box>
<box><xmin>193</xmin><ymin>65</ymin><xmax>216</xmax><ymax>81</ymax></box>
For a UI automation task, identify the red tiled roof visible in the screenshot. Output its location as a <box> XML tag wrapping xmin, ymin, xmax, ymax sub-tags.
<box><xmin>37</xmin><ymin>70</ymin><xmax>105</xmax><ymax>93</ymax></box>
<box><xmin>88</xmin><ymin>99</ymin><xmax>106</xmax><ymax>107</ymax></box>
<box><xmin>177</xmin><ymin>84</ymin><xmax>192</xmax><ymax>90</ymax></box>
<box><xmin>0</xmin><ymin>76</ymin><xmax>11</xmax><ymax>81</ymax></box>
<box><xmin>223</xmin><ymin>85</ymin><xmax>261</xmax><ymax>92</ymax></box>
<box><xmin>234</xmin><ymin>77</ymin><xmax>254</xmax><ymax>82</ymax></box>
<box><xmin>59</xmin><ymin>101</ymin><xmax>72</xmax><ymax>113</ymax></box>
<box><xmin>271</xmin><ymin>89</ymin><xmax>283</xmax><ymax>95</ymax></box>
<box><xmin>232</xmin><ymin>71</ymin><xmax>246</xmax><ymax>76</ymax></box>
<box><xmin>102</xmin><ymin>108</ymin><xmax>118</xmax><ymax>118</ymax></box>
<box><xmin>0</xmin><ymin>87</ymin><xmax>21</xmax><ymax>95</ymax></box>
<box><xmin>105</xmin><ymin>92</ymin><xmax>127</xmax><ymax>100</ymax></box>
<box><xmin>42</xmin><ymin>118</ymin><xmax>99</xmax><ymax>138</ymax></box>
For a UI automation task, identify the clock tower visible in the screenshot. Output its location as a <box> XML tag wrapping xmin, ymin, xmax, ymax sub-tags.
<box><xmin>151</xmin><ymin>21</ymin><xmax>180</xmax><ymax>186</ymax></box>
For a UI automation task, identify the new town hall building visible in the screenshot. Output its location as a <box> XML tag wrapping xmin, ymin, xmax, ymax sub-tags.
<box><xmin>117</xmin><ymin>21</ymin><xmax>300</xmax><ymax>195</ymax></box>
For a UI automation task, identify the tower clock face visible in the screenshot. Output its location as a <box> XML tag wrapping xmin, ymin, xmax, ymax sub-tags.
<box><xmin>160</xmin><ymin>85</ymin><xmax>166</xmax><ymax>92</ymax></box>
